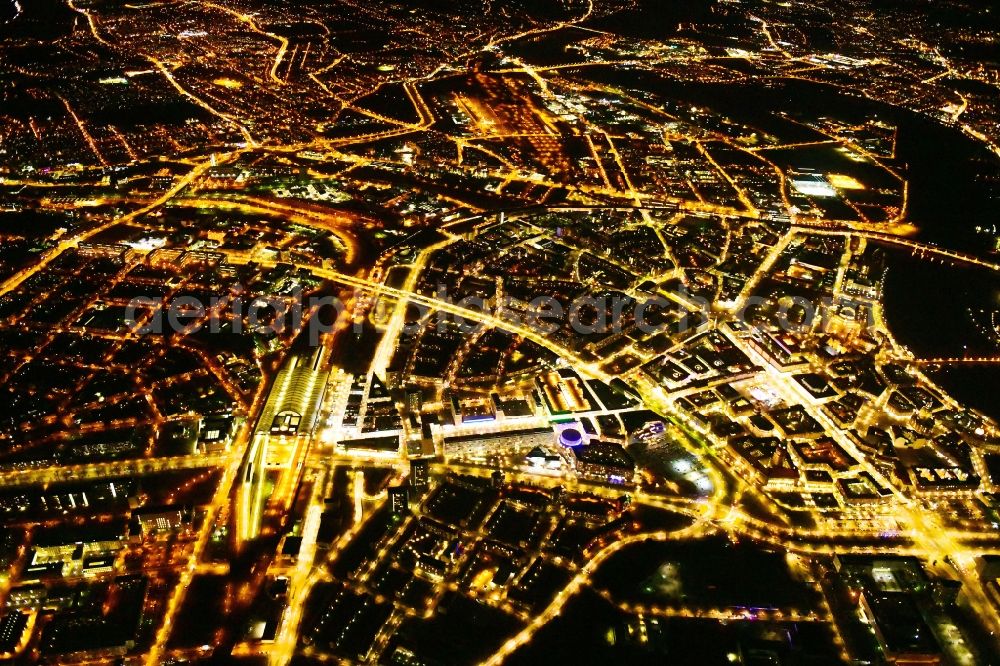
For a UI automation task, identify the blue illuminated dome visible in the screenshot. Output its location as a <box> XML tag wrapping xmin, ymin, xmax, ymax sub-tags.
<box><xmin>559</xmin><ymin>428</ymin><xmax>584</xmax><ymax>448</ymax></box>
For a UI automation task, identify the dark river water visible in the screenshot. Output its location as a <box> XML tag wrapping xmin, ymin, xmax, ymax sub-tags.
<box><xmin>1</xmin><ymin>0</ymin><xmax>18</xmax><ymax>22</ymax></box>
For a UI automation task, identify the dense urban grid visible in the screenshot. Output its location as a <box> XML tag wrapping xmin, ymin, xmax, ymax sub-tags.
<box><xmin>2</xmin><ymin>0</ymin><xmax>1000</xmax><ymax>663</ymax></box>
